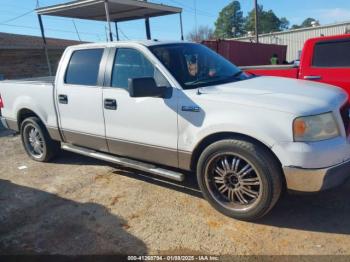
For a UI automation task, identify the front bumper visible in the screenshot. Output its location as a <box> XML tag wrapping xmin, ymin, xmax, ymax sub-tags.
<box><xmin>284</xmin><ymin>159</ymin><xmax>350</xmax><ymax>192</ymax></box>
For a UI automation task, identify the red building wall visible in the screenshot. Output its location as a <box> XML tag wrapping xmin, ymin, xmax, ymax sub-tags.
<box><xmin>202</xmin><ymin>40</ymin><xmax>287</xmax><ymax>66</ymax></box>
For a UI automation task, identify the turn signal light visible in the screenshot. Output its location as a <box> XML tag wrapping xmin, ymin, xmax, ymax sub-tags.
<box><xmin>293</xmin><ymin>118</ymin><xmax>307</xmax><ymax>137</ymax></box>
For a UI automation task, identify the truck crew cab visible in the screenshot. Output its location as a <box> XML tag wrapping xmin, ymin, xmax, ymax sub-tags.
<box><xmin>1</xmin><ymin>41</ymin><xmax>350</xmax><ymax>221</ymax></box>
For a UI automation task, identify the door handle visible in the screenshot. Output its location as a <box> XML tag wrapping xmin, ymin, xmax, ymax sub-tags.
<box><xmin>58</xmin><ymin>94</ymin><xmax>68</xmax><ymax>104</ymax></box>
<box><xmin>104</xmin><ymin>99</ymin><xmax>117</xmax><ymax>110</ymax></box>
<box><xmin>303</xmin><ymin>75</ymin><xmax>322</xmax><ymax>80</ymax></box>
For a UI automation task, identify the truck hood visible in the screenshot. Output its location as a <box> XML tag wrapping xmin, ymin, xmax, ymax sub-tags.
<box><xmin>198</xmin><ymin>76</ymin><xmax>348</xmax><ymax>115</ymax></box>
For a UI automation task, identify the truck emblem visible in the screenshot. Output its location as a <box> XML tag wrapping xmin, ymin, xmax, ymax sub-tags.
<box><xmin>181</xmin><ymin>106</ymin><xmax>200</xmax><ymax>112</ymax></box>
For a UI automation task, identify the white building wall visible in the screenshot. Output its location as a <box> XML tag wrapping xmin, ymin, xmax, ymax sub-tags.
<box><xmin>233</xmin><ymin>22</ymin><xmax>350</xmax><ymax>61</ymax></box>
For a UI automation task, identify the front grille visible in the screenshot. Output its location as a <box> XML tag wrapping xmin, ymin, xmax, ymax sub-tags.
<box><xmin>340</xmin><ymin>103</ymin><xmax>350</xmax><ymax>135</ymax></box>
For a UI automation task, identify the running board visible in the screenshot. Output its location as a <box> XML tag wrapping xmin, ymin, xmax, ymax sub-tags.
<box><xmin>61</xmin><ymin>143</ymin><xmax>185</xmax><ymax>182</ymax></box>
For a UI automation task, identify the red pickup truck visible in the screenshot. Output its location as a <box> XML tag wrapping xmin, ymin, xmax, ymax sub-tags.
<box><xmin>242</xmin><ymin>34</ymin><xmax>350</xmax><ymax>95</ymax></box>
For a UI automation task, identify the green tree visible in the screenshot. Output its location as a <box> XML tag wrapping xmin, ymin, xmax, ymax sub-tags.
<box><xmin>214</xmin><ymin>1</ymin><xmax>245</xmax><ymax>38</ymax></box>
<box><xmin>291</xmin><ymin>18</ymin><xmax>318</xmax><ymax>29</ymax></box>
<box><xmin>244</xmin><ymin>5</ymin><xmax>290</xmax><ymax>34</ymax></box>
<box><xmin>280</xmin><ymin>17</ymin><xmax>290</xmax><ymax>30</ymax></box>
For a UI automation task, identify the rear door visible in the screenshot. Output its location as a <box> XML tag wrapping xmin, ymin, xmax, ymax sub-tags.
<box><xmin>55</xmin><ymin>47</ymin><xmax>109</xmax><ymax>151</ymax></box>
<box><xmin>300</xmin><ymin>38</ymin><xmax>350</xmax><ymax>94</ymax></box>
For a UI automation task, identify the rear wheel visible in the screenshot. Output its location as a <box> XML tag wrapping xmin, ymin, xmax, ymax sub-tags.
<box><xmin>20</xmin><ymin>117</ymin><xmax>60</xmax><ymax>162</ymax></box>
<box><xmin>197</xmin><ymin>139</ymin><xmax>283</xmax><ymax>221</ymax></box>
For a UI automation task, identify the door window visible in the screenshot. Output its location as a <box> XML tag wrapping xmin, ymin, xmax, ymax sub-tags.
<box><xmin>65</xmin><ymin>49</ymin><xmax>104</xmax><ymax>86</ymax></box>
<box><xmin>313</xmin><ymin>40</ymin><xmax>350</xmax><ymax>67</ymax></box>
<box><xmin>111</xmin><ymin>48</ymin><xmax>169</xmax><ymax>89</ymax></box>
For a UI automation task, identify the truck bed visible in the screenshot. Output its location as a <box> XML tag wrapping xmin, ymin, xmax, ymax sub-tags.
<box><xmin>1</xmin><ymin>76</ymin><xmax>55</xmax><ymax>84</ymax></box>
<box><xmin>0</xmin><ymin>76</ymin><xmax>58</xmax><ymax>130</ymax></box>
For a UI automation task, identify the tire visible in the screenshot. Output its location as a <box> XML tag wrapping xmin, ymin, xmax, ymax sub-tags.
<box><xmin>196</xmin><ymin>139</ymin><xmax>283</xmax><ymax>221</ymax></box>
<box><xmin>20</xmin><ymin>117</ymin><xmax>60</xmax><ymax>162</ymax></box>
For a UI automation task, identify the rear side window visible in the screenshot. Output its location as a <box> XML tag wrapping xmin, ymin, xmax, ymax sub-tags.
<box><xmin>313</xmin><ymin>40</ymin><xmax>350</xmax><ymax>67</ymax></box>
<box><xmin>65</xmin><ymin>49</ymin><xmax>103</xmax><ymax>85</ymax></box>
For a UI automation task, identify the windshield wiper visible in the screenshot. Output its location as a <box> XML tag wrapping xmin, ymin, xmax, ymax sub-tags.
<box><xmin>232</xmin><ymin>70</ymin><xmax>243</xmax><ymax>77</ymax></box>
<box><xmin>186</xmin><ymin>75</ymin><xmax>224</xmax><ymax>86</ymax></box>
<box><xmin>186</xmin><ymin>71</ymin><xmax>245</xmax><ymax>87</ymax></box>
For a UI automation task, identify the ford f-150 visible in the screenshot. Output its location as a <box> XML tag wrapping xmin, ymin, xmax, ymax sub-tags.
<box><xmin>1</xmin><ymin>41</ymin><xmax>350</xmax><ymax>221</ymax></box>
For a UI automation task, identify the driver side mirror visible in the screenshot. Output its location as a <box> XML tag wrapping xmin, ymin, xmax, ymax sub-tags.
<box><xmin>128</xmin><ymin>77</ymin><xmax>167</xmax><ymax>98</ymax></box>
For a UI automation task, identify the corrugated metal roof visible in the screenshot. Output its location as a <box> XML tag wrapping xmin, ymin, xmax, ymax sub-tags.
<box><xmin>0</xmin><ymin>32</ymin><xmax>83</xmax><ymax>49</ymax></box>
<box><xmin>233</xmin><ymin>21</ymin><xmax>350</xmax><ymax>61</ymax></box>
<box><xmin>234</xmin><ymin>21</ymin><xmax>350</xmax><ymax>40</ymax></box>
<box><xmin>36</xmin><ymin>0</ymin><xmax>182</xmax><ymax>22</ymax></box>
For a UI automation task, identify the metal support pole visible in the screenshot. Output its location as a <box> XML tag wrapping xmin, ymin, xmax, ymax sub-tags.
<box><xmin>179</xmin><ymin>12</ymin><xmax>184</xmax><ymax>41</ymax></box>
<box><xmin>114</xmin><ymin>22</ymin><xmax>120</xmax><ymax>41</ymax></box>
<box><xmin>144</xmin><ymin>0</ymin><xmax>151</xmax><ymax>40</ymax></box>
<box><xmin>145</xmin><ymin>17</ymin><xmax>151</xmax><ymax>40</ymax></box>
<box><xmin>37</xmin><ymin>14</ymin><xmax>52</xmax><ymax>76</ymax></box>
<box><xmin>254</xmin><ymin>0</ymin><xmax>259</xmax><ymax>43</ymax></box>
<box><xmin>104</xmin><ymin>0</ymin><xmax>113</xmax><ymax>41</ymax></box>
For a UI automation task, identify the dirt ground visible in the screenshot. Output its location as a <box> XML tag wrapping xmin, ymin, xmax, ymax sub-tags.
<box><xmin>1</xmin><ymin>123</ymin><xmax>350</xmax><ymax>256</ymax></box>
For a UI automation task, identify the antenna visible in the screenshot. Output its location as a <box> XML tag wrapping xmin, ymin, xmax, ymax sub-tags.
<box><xmin>72</xmin><ymin>19</ymin><xmax>82</xmax><ymax>41</ymax></box>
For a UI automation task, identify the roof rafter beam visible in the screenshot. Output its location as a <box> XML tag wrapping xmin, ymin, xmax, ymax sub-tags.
<box><xmin>36</xmin><ymin>0</ymin><xmax>182</xmax><ymax>22</ymax></box>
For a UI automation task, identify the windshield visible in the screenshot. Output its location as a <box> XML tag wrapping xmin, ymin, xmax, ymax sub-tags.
<box><xmin>149</xmin><ymin>43</ymin><xmax>248</xmax><ymax>89</ymax></box>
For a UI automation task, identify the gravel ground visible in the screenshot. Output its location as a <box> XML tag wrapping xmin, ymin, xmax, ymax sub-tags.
<box><xmin>1</xmin><ymin>126</ymin><xmax>350</xmax><ymax>256</ymax></box>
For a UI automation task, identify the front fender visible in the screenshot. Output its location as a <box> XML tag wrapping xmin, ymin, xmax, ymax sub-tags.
<box><xmin>179</xmin><ymin>105</ymin><xmax>295</xmax><ymax>152</ymax></box>
<box><xmin>177</xmin><ymin>102</ymin><xmax>295</xmax><ymax>171</ymax></box>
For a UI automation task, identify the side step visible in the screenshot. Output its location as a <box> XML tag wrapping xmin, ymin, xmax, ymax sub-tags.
<box><xmin>61</xmin><ymin>143</ymin><xmax>185</xmax><ymax>182</ymax></box>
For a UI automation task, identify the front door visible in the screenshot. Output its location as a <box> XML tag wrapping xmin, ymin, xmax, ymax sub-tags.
<box><xmin>55</xmin><ymin>47</ymin><xmax>108</xmax><ymax>151</ymax></box>
<box><xmin>102</xmin><ymin>47</ymin><xmax>178</xmax><ymax>167</ymax></box>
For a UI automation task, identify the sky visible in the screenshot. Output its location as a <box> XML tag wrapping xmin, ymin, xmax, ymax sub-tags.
<box><xmin>0</xmin><ymin>0</ymin><xmax>350</xmax><ymax>42</ymax></box>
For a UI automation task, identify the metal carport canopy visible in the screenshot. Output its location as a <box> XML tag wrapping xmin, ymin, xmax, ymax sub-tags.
<box><xmin>35</xmin><ymin>0</ymin><xmax>183</xmax><ymax>76</ymax></box>
<box><xmin>36</xmin><ymin>0</ymin><xmax>182</xmax><ymax>22</ymax></box>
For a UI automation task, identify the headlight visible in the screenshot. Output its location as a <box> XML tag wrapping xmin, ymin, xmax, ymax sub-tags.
<box><xmin>293</xmin><ymin>112</ymin><xmax>340</xmax><ymax>142</ymax></box>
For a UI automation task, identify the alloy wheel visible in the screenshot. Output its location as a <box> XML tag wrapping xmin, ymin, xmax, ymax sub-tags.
<box><xmin>204</xmin><ymin>153</ymin><xmax>263</xmax><ymax>212</ymax></box>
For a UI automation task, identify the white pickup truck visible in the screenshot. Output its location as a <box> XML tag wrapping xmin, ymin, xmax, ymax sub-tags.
<box><xmin>1</xmin><ymin>41</ymin><xmax>350</xmax><ymax>220</ymax></box>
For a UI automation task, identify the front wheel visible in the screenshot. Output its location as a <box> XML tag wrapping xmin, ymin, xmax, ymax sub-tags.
<box><xmin>197</xmin><ymin>139</ymin><xmax>283</xmax><ymax>221</ymax></box>
<box><xmin>20</xmin><ymin>117</ymin><xmax>60</xmax><ymax>162</ymax></box>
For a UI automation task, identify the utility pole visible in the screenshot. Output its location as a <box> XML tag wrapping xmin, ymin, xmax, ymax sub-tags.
<box><xmin>254</xmin><ymin>0</ymin><xmax>259</xmax><ymax>43</ymax></box>
<box><xmin>194</xmin><ymin>0</ymin><xmax>198</xmax><ymax>38</ymax></box>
